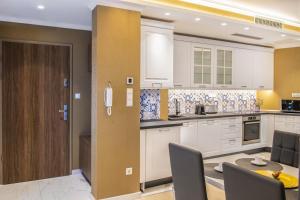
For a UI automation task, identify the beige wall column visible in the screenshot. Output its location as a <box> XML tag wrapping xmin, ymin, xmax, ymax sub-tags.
<box><xmin>91</xmin><ymin>6</ymin><xmax>141</xmax><ymax>199</ymax></box>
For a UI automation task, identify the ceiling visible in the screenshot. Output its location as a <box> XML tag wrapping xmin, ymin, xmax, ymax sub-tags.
<box><xmin>182</xmin><ymin>0</ymin><xmax>300</xmax><ymax>26</ymax></box>
<box><xmin>1</xmin><ymin>0</ymin><xmax>300</xmax><ymax>48</ymax></box>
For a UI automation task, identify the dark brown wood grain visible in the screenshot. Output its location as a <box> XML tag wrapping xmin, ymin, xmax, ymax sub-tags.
<box><xmin>2</xmin><ymin>41</ymin><xmax>70</xmax><ymax>184</ymax></box>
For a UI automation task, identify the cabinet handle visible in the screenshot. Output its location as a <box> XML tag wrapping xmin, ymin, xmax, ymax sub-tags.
<box><xmin>241</xmin><ymin>86</ymin><xmax>247</xmax><ymax>88</ymax></box>
<box><xmin>158</xmin><ymin>128</ymin><xmax>170</xmax><ymax>132</ymax></box>
<box><xmin>152</xmin><ymin>83</ymin><xmax>162</xmax><ymax>88</ymax></box>
<box><xmin>174</xmin><ymin>84</ymin><xmax>183</xmax><ymax>87</ymax></box>
<box><xmin>229</xmin><ymin>125</ymin><xmax>236</xmax><ymax>128</ymax></box>
<box><xmin>259</xmin><ymin>85</ymin><xmax>265</xmax><ymax>89</ymax></box>
<box><xmin>183</xmin><ymin>122</ymin><xmax>190</xmax><ymax>127</ymax></box>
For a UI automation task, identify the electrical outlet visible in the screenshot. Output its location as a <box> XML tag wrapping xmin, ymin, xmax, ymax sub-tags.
<box><xmin>126</xmin><ymin>167</ymin><xmax>133</xmax><ymax>176</ymax></box>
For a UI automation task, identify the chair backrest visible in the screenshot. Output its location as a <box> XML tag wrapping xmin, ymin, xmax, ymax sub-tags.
<box><xmin>169</xmin><ymin>143</ymin><xmax>208</xmax><ymax>200</ymax></box>
<box><xmin>271</xmin><ymin>130</ymin><xmax>299</xmax><ymax>167</ymax></box>
<box><xmin>223</xmin><ymin>162</ymin><xmax>286</xmax><ymax>200</ymax></box>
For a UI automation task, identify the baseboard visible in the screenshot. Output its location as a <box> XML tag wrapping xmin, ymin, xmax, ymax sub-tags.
<box><xmin>101</xmin><ymin>192</ymin><xmax>141</xmax><ymax>200</ymax></box>
<box><xmin>71</xmin><ymin>169</ymin><xmax>82</xmax><ymax>175</ymax></box>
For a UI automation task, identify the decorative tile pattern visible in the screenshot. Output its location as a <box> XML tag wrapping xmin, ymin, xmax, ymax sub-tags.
<box><xmin>140</xmin><ymin>90</ymin><xmax>160</xmax><ymax>120</ymax></box>
<box><xmin>169</xmin><ymin>89</ymin><xmax>256</xmax><ymax>115</ymax></box>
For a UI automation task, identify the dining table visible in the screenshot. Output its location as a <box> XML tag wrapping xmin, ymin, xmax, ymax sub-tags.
<box><xmin>204</xmin><ymin>152</ymin><xmax>299</xmax><ymax>200</ymax></box>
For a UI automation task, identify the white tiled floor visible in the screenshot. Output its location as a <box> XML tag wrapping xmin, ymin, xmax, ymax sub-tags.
<box><xmin>0</xmin><ymin>174</ymin><xmax>94</xmax><ymax>200</ymax></box>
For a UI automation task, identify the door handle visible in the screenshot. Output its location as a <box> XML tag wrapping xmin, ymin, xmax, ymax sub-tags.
<box><xmin>59</xmin><ymin>104</ymin><xmax>68</xmax><ymax>121</ymax></box>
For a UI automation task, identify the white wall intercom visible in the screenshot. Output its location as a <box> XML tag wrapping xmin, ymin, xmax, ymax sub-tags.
<box><xmin>104</xmin><ymin>83</ymin><xmax>113</xmax><ymax>116</ymax></box>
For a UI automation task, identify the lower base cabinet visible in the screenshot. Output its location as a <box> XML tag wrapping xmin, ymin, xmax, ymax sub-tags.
<box><xmin>140</xmin><ymin>127</ymin><xmax>180</xmax><ymax>183</ymax></box>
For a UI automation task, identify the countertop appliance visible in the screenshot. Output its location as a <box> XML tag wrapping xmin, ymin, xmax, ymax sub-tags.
<box><xmin>195</xmin><ymin>104</ymin><xmax>206</xmax><ymax>115</ymax></box>
<box><xmin>242</xmin><ymin>115</ymin><xmax>261</xmax><ymax>145</ymax></box>
<box><xmin>204</xmin><ymin>105</ymin><xmax>218</xmax><ymax>114</ymax></box>
<box><xmin>174</xmin><ymin>99</ymin><xmax>181</xmax><ymax>116</ymax></box>
<box><xmin>282</xmin><ymin>100</ymin><xmax>300</xmax><ymax>113</ymax></box>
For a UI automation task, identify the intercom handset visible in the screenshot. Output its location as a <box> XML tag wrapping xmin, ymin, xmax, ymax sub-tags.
<box><xmin>104</xmin><ymin>83</ymin><xmax>113</xmax><ymax>116</ymax></box>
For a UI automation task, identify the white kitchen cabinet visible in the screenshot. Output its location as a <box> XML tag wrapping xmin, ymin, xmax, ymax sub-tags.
<box><xmin>191</xmin><ymin>43</ymin><xmax>214</xmax><ymax>88</ymax></box>
<box><xmin>274</xmin><ymin>115</ymin><xmax>300</xmax><ymax>133</ymax></box>
<box><xmin>220</xmin><ymin>117</ymin><xmax>242</xmax><ymax>153</ymax></box>
<box><xmin>173</xmin><ymin>40</ymin><xmax>191</xmax><ymax>88</ymax></box>
<box><xmin>253</xmin><ymin>51</ymin><xmax>274</xmax><ymax>90</ymax></box>
<box><xmin>145</xmin><ymin>127</ymin><xmax>180</xmax><ymax>182</ymax></box>
<box><xmin>140</xmin><ymin>130</ymin><xmax>146</xmax><ymax>183</ymax></box>
<box><xmin>261</xmin><ymin>115</ymin><xmax>275</xmax><ymax>147</ymax></box>
<box><xmin>234</xmin><ymin>48</ymin><xmax>255</xmax><ymax>89</ymax></box>
<box><xmin>180</xmin><ymin>121</ymin><xmax>198</xmax><ymax>149</ymax></box>
<box><xmin>141</xmin><ymin>20</ymin><xmax>174</xmax><ymax>88</ymax></box>
<box><xmin>197</xmin><ymin>119</ymin><xmax>221</xmax><ymax>157</ymax></box>
<box><xmin>214</xmin><ymin>46</ymin><xmax>234</xmax><ymax>88</ymax></box>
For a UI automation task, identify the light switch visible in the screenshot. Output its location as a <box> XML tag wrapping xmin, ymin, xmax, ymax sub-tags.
<box><xmin>126</xmin><ymin>88</ymin><xmax>133</xmax><ymax>107</ymax></box>
<box><xmin>74</xmin><ymin>93</ymin><xmax>81</xmax><ymax>99</ymax></box>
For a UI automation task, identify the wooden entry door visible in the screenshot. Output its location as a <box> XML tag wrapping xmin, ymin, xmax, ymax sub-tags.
<box><xmin>2</xmin><ymin>41</ymin><xmax>70</xmax><ymax>184</ymax></box>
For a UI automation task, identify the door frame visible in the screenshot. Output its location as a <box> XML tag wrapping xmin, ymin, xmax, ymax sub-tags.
<box><xmin>0</xmin><ymin>39</ymin><xmax>73</xmax><ymax>184</ymax></box>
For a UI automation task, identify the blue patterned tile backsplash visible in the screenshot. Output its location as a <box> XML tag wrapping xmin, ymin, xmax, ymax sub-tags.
<box><xmin>140</xmin><ymin>90</ymin><xmax>160</xmax><ymax>120</ymax></box>
<box><xmin>169</xmin><ymin>89</ymin><xmax>257</xmax><ymax>115</ymax></box>
<box><xmin>140</xmin><ymin>89</ymin><xmax>257</xmax><ymax>120</ymax></box>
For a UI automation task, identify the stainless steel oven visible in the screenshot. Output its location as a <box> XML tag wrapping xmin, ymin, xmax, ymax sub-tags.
<box><xmin>242</xmin><ymin>115</ymin><xmax>261</xmax><ymax>145</ymax></box>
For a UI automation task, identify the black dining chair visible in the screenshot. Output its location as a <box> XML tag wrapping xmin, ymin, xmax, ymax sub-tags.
<box><xmin>169</xmin><ymin>143</ymin><xmax>208</xmax><ymax>200</ymax></box>
<box><xmin>223</xmin><ymin>162</ymin><xmax>286</xmax><ymax>200</ymax></box>
<box><xmin>271</xmin><ymin>130</ymin><xmax>299</xmax><ymax>168</ymax></box>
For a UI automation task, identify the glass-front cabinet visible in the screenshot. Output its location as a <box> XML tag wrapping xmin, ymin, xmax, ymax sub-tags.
<box><xmin>191</xmin><ymin>44</ymin><xmax>214</xmax><ymax>87</ymax></box>
<box><xmin>215</xmin><ymin>47</ymin><xmax>234</xmax><ymax>88</ymax></box>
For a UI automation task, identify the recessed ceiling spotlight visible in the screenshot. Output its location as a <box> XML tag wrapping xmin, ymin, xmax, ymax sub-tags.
<box><xmin>221</xmin><ymin>22</ymin><xmax>228</xmax><ymax>26</ymax></box>
<box><xmin>165</xmin><ymin>12</ymin><xmax>171</xmax><ymax>16</ymax></box>
<box><xmin>37</xmin><ymin>4</ymin><xmax>45</xmax><ymax>10</ymax></box>
<box><xmin>195</xmin><ymin>17</ymin><xmax>201</xmax><ymax>22</ymax></box>
<box><xmin>281</xmin><ymin>34</ymin><xmax>286</xmax><ymax>37</ymax></box>
<box><xmin>244</xmin><ymin>27</ymin><xmax>250</xmax><ymax>31</ymax></box>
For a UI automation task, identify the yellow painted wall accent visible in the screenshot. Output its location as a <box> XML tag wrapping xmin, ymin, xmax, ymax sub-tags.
<box><xmin>283</xmin><ymin>24</ymin><xmax>300</xmax><ymax>33</ymax></box>
<box><xmin>257</xmin><ymin>47</ymin><xmax>300</xmax><ymax>110</ymax></box>
<box><xmin>160</xmin><ymin>89</ymin><xmax>169</xmax><ymax>120</ymax></box>
<box><xmin>92</xmin><ymin>6</ymin><xmax>140</xmax><ymax>199</ymax></box>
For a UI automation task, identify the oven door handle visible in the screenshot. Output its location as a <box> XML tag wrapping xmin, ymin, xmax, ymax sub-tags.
<box><xmin>244</xmin><ymin>121</ymin><xmax>260</xmax><ymax>125</ymax></box>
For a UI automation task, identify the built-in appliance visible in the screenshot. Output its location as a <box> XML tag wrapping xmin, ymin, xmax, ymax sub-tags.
<box><xmin>242</xmin><ymin>115</ymin><xmax>261</xmax><ymax>145</ymax></box>
<box><xmin>281</xmin><ymin>100</ymin><xmax>300</xmax><ymax>113</ymax></box>
<box><xmin>204</xmin><ymin>105</ymin><xmax>218</xmax><ymax>114</ymax></box>
<box><xmin>195</xmin><ymin>104</ymin><xmax>206</xmax><ymax>115</ymax></box>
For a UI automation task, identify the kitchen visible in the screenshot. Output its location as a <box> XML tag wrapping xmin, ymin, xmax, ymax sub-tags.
<box><xmin>138</xmin><ymin>6</ymin><xmax>300</xmax><ymax>197</ymax></box>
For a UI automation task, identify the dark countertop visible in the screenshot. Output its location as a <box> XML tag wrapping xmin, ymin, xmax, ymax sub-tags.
<box><xmin>168</xmin><ymin>110</ymin><xmax>300</xmax><ymax>121</ymax></box>
<box><xmin>140</xmin><ymin>120</ymin><xmax>183</xmax><ymax>130</ymax></box>
<box><xmin>140</xmin><ymin>110</ymin><xmax>300</xmax><ymax>130</ymax></box>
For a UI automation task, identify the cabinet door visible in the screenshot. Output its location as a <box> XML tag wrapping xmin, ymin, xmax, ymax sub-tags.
<box><xmin>233</xmin><ymin>48</ymin><xmax>254</xmax><ymax>89</ymax></box>
<box><xmin>173</xmin><ymin>40</ymin><xmax>191</xmax><ymax>88</ymax></box>
<box><xmin>140</xmin><ymin>130</ymin><xmax>146</xmax><ymax>183</ymax></box>
<box><xmin>191</xmin><ymin>43</ymin><xmax>214</xmax><ymax>88</ymax></box>
<box><xmin>261</xmin><ymin>115</ymin><xmax>275</xmax><ymax>147</ymax></box>
<box><xmin>215</xmin><ymin>47</ymin><xmax>234</xmax><ymax>88</ymax></box>
<box><xmin>197</xmin><ymin>120</ymin><xmax>221</xmax><ymax>157</ymax></box>
<box><xmin>253</xmin><ymin>51</ymin><xmax>274</xmax><ymax>90</ymax></box>
<box><xmin>141</xmin><ymin>25</ymin><xmax>173</xmax><ymax>88</ymax></box>
<box><xmin>180</xmin><ymin>121</ymin><xmax>198</xmax><ymax>149</ymax></box>
<box><xmin>145</xmin><ymin>127</ymin><xmax>180</xmax><ymax>182</ymax></box>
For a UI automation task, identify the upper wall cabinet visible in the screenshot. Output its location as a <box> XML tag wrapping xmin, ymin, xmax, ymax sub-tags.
<box><xmin>214</xmin><ymin>47</ymin><xmax>234</xmax><ymax>88</ymax></box>
<box><xmin>233</xmin><ymin>48</ymin><xmax>255</xmax><ymax>89</ymax></box>
<box><xmin>173</xmin><ymin>40</ymin><xmax>191</xmax><ymax>88</ymax></box>
<box><xmin>253</xmin><ymin>51</ymin><xmax>274</xmax><ymax>90</ymax></box>
<box><xmin>173</xmin><ymin>35</ymin><xmax>274</xmax><ymax>90</ymax></box>
<box><xmin>191</xmin><ymin>44</ymin><xmax>214</xmax><ymax>88</ymax></box>
<box><xmin>141</xmin><ymin>19</ymin><xmax>174</xmax><ymax>89</ymax></box>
